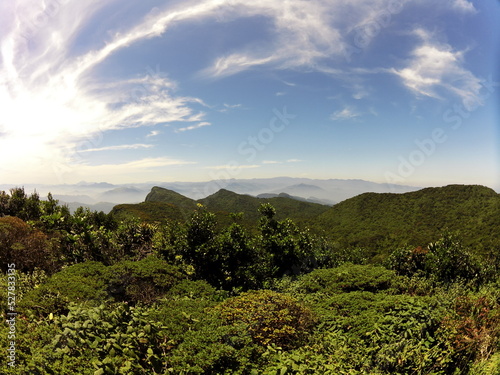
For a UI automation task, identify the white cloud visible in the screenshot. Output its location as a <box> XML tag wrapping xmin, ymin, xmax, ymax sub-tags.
<box><xmin>286</xmin><ymin>159</ymin><xmax>303</xmax><ymax>163</ymax></box>
<box><xmin>330</xmin><ymin>106</ymin><xmax>361</xmax><ymax>121</ymax></box>
<box><xmin>176</xmin><ymin>122</ymin><xmax>211</xmax><ymax>132</ymax></box>
<box><xmin>0</xmin><ymin>1</ymin><xmax>210</xmax><ymax>183</ymax></box>
<box><xmin>206</xmin><ymin>164</ymin><xmax>260</xmax><ymax>170</ymax></box>
<box><xmin>263</xmin><ymin>160</ymin><xmax>281</xmax><ymax>164</ymax></box>
<box><xmin>68</xmin><ymin>157</ymin><xmax>196</xmax><ymax>183</ymax></box>
<box><xmin>79</xmin><ymin>144</ymin><xmax>153</xmax><ymax>153</ymax></box>
<box><xmin>223</xmin><ymin>103</ymin><xmax>242</xmax><ymax>109</ymax></box>
<box><xmin>451</xmin><ymin>0</ymin><xmax>476</xmax><ymax>13</ymax></box>
<box><xmin>391</xmin><ymin>29</ymin><xmax>483</xmax><ymax>106</ymax></box>
<box><xmin>146</xmin><ymin>130</ymin><xmax>161</xmax><ymax>138</ymax></box>
<box><xmin>199</xmin><ymin>0</ymin><xmax>400</xmax><ymax>79</ymax></box>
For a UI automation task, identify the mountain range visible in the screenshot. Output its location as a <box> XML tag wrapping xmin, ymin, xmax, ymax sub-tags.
<box><xmin>0</xmin><ymin>178</ymin><xmax>424</xmax><ymax>213</ymax></box>
<box><xmin>111</xmin><ymin>184</ymin><xmax>500</xmax><ymax>256</ymax></box>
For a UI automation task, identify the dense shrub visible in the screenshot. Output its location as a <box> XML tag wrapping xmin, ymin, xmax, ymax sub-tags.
<box><xmin>4</xmin><ymin>303</ymin><xmax>170</xmax><ymax>374</ymax></box>
<box><xmin>107</xmin><ymin>256</ymin><xmax>185</xmax><ymax>304</ymax></box>
<box><xmin>441</xmin><ymin>291</ymin><xmax>500</xmax><ymax>371</ymax></box>
<box><xmin>0</xmin><ymin>216</ymin><xmax>57</xmax><ymax>273</ymax></box>
<box><xmin>389</xmin><ymin>234</ymin><xmax>484</xmax><ymax>284</ymax></box>
<box><xmin>298</xmin><ymin>263</ymin><xmax>398</xmax><ymax>295</ymax></box>
<box><xmin>19</xmin><ymin>261</ymin><xmax>111</xmax><ymax>316</ymax></box>
<box><xmin>214</xmin><ymin>290</ymin><xmax>316</xmax><ymax>350</ymax></box>
<box><xmin>304</xmin><ymin>292</ymin><xmax>454</xmax><ymax>374</ymax></box>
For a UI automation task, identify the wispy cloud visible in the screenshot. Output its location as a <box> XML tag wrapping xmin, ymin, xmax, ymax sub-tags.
<box><xmin>286</xmin><ymin>159</ymin><xmax>302</xmax><ymax>163</ymax></box>
<box><xmin>0</xmin><ymin>1</ymin><xmax>211</xmax><ymax>183</ymax></box>
<box><xmin>330</xmin><ymin>106</ymin><xmax>361</xmax><ymax>121</ymax></box>
<box><xmin>70</xmin><ymin>157</ymin><xmax>196</xmax><ymax>183</ymax></box>
<box><xmin>176</xmin><ymin>122</ymin><xmax>211</xmax><ymax>132</ymax></box>
<box><xmin>79</xmin><ymin>144</ymin><xmax>154</xmax><ymax>153</ymax></box>
<box><xmin>263</xmin><ymin>160</ymin><xmax>281</xmax><ymax>164</ymax></box>
<box><xmin>450</xmin><ymin>0</ymin><xmax>476</xmax><ymax>13</ymax></box>
<box><xmin>199</xmin><ymin>0</ymin><xmax>359</xmax><ymax>78</ymax></box>
<box><xmin>206</xmin><ymin>164</ymin><xmax>260</xmax><ymax>170</ymax></box>
<box><xmin>146</xmin><ymin>130</ymin><xmax>161</xmax><ymax>138</ymax></box>
<box><xmin>391</xmin><ymin>28</ymin><xmax>483</xmax><ymax>105</ymax></box>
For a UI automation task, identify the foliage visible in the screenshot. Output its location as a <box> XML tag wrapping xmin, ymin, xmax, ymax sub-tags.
<box><xmin>441</xmin><ymin>291</ymin><xmax>500</xmax><ymax>370</ymax></box>
<box><xmin>19</xmin><ymin>261</ymin><xmax>112</xmax><ymax>316</ymax></box>
<box><xmin>258</xmin><ymin>203</ymin><xmax>315</xmax><ymax>278</ymax></box>
<box><xmin>4</xmin><ymin>303</ymin><xmax>171</xmax><ymax>374</ymax></box>
<box><xmin>316</xmin><ymin>184</ymin><xmax>500</xmax><ymax>254</ymax></box>
<box><xmin>389</xmin><ymin>233</ymin><xmax>485</xmax><ymax>284</ymax></box>
<box><xmin>214</xmin><ymin>289</ymin><xmax>317</xmax><ymax>350</ymax></box>
<box><xmin>0</xmin><ymin>216</ymin><xmax>57</xmax><ymax>273</ymax></box>
<box><xmin>1</xmin><ymin>184</ymin><xmax>499</xmax><ymax>374</ymax></box>
<box><xmin>298</xmin><ymin>263</ymin><xmax>399</xmax><ymax>294</ymax></box>
<box><xmin>107</xmin><ymin>255</ymin><xmax>185</xmax><ymax>304</ymax></box>
<box><xmin>20</xmin><ymin>256</ymin><xmax>185</xmax><ymax>315</ymax></box>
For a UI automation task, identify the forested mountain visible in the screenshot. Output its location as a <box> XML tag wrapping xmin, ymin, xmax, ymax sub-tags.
<box><xmin>111</xmin><ymin>186</ymin><xmax>331</xmax><ymax>227</ymax></box>
<box><xmin>316</xmin><ymin>184</ymin><xmax>500</xmax><ymax>253</ymax></box>
<box><xmin>112</xmin><ymin>184</ymin><xmax>500</xmax><ymax>254</ymax></box>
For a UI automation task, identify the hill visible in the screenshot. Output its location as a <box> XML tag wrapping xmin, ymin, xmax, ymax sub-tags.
<box><xmin>316</xmin><ymin>184</ymin><xmax>500</xmax><ymax>253</ymax></box>
<box><xmin>111</xmin><ymin>187</ymin><xmax>331</xmax><ymax>227</ymax></box>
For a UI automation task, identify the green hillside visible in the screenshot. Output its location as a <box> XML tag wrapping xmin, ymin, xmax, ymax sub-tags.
<box><xmin>199</xmin><ymin>189</ymin><xmax>330</xmax><ymax>222</ymax></box>
<box><xmin>145</xmin><ymin>186</ymin><xmax>198</xmax><ymax>211</ymax></box>
<box><xmin>110</xmin><ymin>201</ymin><xmax>191</xmax><ymax>223</ymax></box>
<box><xmin>316</xmin><ymin>184</ymin><xmax>500</xmax><ymax>252</ymax></box>
<box><xmin>111</xmin><ymin>186</ymin><xmax>331</xmax><ymax>227</ymax></box>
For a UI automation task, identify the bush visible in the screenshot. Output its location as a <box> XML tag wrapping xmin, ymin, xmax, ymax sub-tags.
<box><xmin>107</xmin><ymin>256</ymin><xmax>185</xmax><ymax>304</ymax></box>
<box><xmin>0</xmin><ymin>216</ymin><xmax>58</xmax><ymax>273</ymax></box>
<box><xmin>389</xmin><ymin>234</ymin><xmax>484</xmax><ymax>284</ymax></box>
<box><xmin>306</xmin><ymin>291</ymin><xmax>454</xmax><ymax>374</ymax></box>
<box><xmin>19</xmin><ymin>261</ymin><xmax>111</xmax><ymax>316</ymax></box>
<box><xmin>214</xmin><ymin>290</ymin><xmax>316</xmax><ymax>350</ymax></box>
<box><xmin>298</xmin><ymin>263</ymin><xmax>398</xmax><ymax>295</ymax></box>
<box><xmin>8</xmin><ymin>303</ymin><xmax>171</xmax><ymax>374</ymax></box>
<box><xmin>441</xmin><ymin>291</ymin><xmax>500</xmax><ymax>371</ymax></box>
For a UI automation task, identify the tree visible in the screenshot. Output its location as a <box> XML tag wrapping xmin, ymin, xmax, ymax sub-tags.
<box><xmin>0</xmin><ymin>216</ymin><xmax>56</xmax><ymax>272</ymax></box>
<box><xmin>258</xmin><ymin>203</ymin><xmax>314</xmax><ymax>278</ymax></box>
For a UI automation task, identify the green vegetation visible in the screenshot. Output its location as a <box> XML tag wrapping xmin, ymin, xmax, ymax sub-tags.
<box><xmin>316</xmin><ymin>184</ymin><xmax>500</xmax><ymax>255</ymax></box>
<box><xmin>0</xmin><ymin>185</ymin><xmax>499</xmax><ymax>374</ymax></box>
<box><xmin>112</xmin><ymin>186</ymin><xmax>331</xmax><ymax>228</ymax></box>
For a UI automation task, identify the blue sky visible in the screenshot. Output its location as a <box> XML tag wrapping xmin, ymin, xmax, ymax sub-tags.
<box><xmin>0</xmin><ymin>0</ymin><xmax>499</xmax><ymax>189</ymax></box>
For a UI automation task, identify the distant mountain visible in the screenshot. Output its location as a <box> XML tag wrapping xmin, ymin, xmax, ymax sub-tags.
<box><xmin>76</xmin><ymin>181</ymin><xmax>116</xmax><ymax>188</ymax></box>
<box><xmin>315</xmin><ymin>184</ymin><xmax>500</xmax><ymax>252</ymax></box>
<box><xmin>61</xmin><ymin>201</ymin><xmax>117</xmax><ymax>214</ymax></box>
<box><xmin>0</xmin><ymin>178</ymin><xmax>425</xmax><ymax>207</ymax></box>
<box><xmin>199</xmin><ymin>189</ymin><xmax>330</xmax><ymax>222</ymax></box>
<box><xmin>111</xmin><ymin>187</ymin><xmax>331</xmax><ymax>226</ymax></box>
<box><xmin>54</xmin><ymin>194</ymin><xmax>96</xmax><ymax>205</ymax></box>
<box><xmin>256</xmin><ymin>192</ymin><xmax>334</xmax><ymax>206</ymax></box>
<box><xmin>149</xmin><ymin>177</ymin><xmax>421</xmax><ymax>201</ymax></box>
<box><xmin>98</xmin><ymin>187</ymin><xmax>148</xmax><ymax>203</ymax></box>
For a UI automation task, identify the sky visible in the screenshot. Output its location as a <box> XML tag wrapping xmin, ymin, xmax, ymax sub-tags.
<box><xmin>0</xmin><ymin>0</ymin><xmax>499</xmax><ymax>190</ymax></box>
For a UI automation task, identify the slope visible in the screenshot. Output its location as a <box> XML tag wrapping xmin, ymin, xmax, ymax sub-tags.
<box><xmin>316</xmin><ymin>184</ymin><xmax>500</xmax><ymax>252</ymax></box>
<box><xmin>111</xmin><ymin>187</ymin><xmax>331</xmax><ymax>227</ymax></box>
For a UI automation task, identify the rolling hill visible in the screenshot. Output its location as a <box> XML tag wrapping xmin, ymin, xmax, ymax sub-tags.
<box><xmin>111</xmin><ymin>186</ymin><xmax>331</xmax><ymax>227</ymax></box>
<box><xmin>315</xmin><ymin>184</ymin><xmax>500</xmax><ymax>252</ymax></box>
<box><xmin>111</xmin><ymin>184</ymin><xmax>500</xmax><ymax>256</ymax></box>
